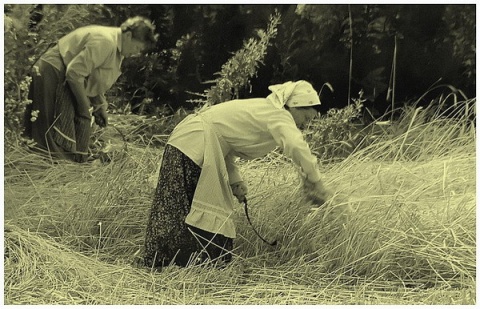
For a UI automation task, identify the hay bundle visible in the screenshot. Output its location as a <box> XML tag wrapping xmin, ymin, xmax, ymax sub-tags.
<box><xmin>4</xmin><ymin>139</ymin><xmax>160</xmax><ymax>260</ymax></box>
<box><xmin>4</xmin><ymin>225</ymin><xmax>152</xmax><ymax>304</ymax></box>
<box><xmin>233</xmin><ymin>154</ymin><xmax>475</xmax><ymax>285</ymax></box>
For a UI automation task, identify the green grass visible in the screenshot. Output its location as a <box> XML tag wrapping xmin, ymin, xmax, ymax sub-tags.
<box><xmin>4</xmin><ymin>99</ymin><xmax>476</xmax><ymax>304</ymax></box>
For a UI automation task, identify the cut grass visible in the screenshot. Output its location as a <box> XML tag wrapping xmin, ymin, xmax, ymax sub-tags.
<box><xmin>239</xmin><ymin>156</ymin><xmax>475</xmax><ymax>283</ymax></box>
<box><xmin>4</xmin><ymin>99</ymin><xmax>476</xmax><ymax>304</ymax></box>
<box><xmin>4</xmin><ymin>225</ymin><xmax>475</xmax><ymax>305</ymax></box>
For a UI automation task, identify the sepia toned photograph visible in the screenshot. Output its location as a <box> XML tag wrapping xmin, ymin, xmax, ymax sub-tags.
<box><xmin>4</xmin><ymin>2</ymin><xmax>476</xmax><ymax>305</ymax></box>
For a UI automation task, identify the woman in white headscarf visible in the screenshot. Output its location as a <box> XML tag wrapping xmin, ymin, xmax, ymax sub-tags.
<box><xmin>144</xmin><ymin>80</ymin><xmax>332</xmax><ymax>268</ymax></box>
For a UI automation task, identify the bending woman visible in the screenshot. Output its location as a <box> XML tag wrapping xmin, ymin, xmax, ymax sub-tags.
<box><xmin>24</xmin><ymin>16</ymin><xmax>157</xmax><ymax>162</ymax></box>
<box><xmin>145</xmin><ymin>80</ymin><xmax>332</xmax><ymax>268</ymax></box>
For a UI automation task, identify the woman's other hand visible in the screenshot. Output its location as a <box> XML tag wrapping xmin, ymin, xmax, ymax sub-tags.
<box><xmin>231</xmin><ymin>181</ymin><xmax>248</xmax><ymax>203</ymax></box>
<box><xmin>304</xmin><ymin>179</ymin><xmax>332</xmax><ymax>205</ymax></box>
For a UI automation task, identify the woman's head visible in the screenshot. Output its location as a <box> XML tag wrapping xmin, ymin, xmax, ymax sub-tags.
<box><xmin>267</xmin><ymin>80</ymin><xmax>322</xmax><ymax>128</ymax></box>
<box><xmin>284</xmin><ymin>81</ymin><xmax>321</xmax><ymax>109</ymax></box>
<box><xmin>267</xmin><ymin>80</ymin><xmax>321</xmax><ymax>108</ymax></box>
<box><xmin>120</xmin><ymin>16</ymin><xmax>158</xmax><ymax>57</ymax></box>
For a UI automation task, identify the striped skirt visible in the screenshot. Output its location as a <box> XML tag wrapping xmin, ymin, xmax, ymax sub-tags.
<box><xmin>24</xmin><ymin>50</ymin><xmax>90</xmax><ymax>162</ymax></box>
<box><xmin>144</xmin><ymin>144</ymin><xmax>233</xmax><ymax>268</ymax></box>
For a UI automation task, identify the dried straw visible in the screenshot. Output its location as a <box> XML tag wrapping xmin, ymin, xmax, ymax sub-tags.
<box><xmin>4</xmin><ymin>100</ymin><xmax>475</xmax><ymax>304</ymax></box>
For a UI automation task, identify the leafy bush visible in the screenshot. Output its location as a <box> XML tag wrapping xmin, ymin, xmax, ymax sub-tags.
<box><xmin>194</xmin><ymin>11</ymin><xmax>281</xmax><ymax>106</ymax></box>
<box><xmin>270</xmin><ymin>4</ymin><xmax>476</xmax><ymax>113</ymax></box>
<box><xmin>4</xmin><ymin>4</ymin><xmax>39</xmax><ymax>136</ymax></box>
<box><xmin>306</xmin><ymin>94</ymin><xmax>365</xmax><ymax>162</ymax></box>
<box><xmin>111</xmin><ymin>46</ymin><xmax>182</xmax><ymax>115</ymax></box>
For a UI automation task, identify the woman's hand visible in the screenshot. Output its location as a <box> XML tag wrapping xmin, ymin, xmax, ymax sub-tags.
<box><xmin>93</xmin><ymin>107</ymin><xmax>108</xmax><ymax>127</ymax></box>
<box><xmin>231</xmin><ymin>181</ymin><xmax>248</xmax><ymax>203</ymax></box>
<box><xmin>304</xmin><ymin>179</ymin><xmax>332</xmax><ymax>205</ymax></box>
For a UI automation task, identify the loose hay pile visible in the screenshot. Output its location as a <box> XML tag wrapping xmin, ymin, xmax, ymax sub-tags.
<box><xmin>4</xmin><ymin>101</ymin><xmax>476</xmax><ymax>304</ymax></box>
<box><xmin>237</xmin><ymin>155</ymin><xmax>475</xmax><ymax>285</ymax></box>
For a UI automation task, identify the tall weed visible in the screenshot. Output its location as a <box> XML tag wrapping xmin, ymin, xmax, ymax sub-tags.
<box><xmin>190</xmin><ymin>11</ymin><xmax>281</xmax><ymax>106</ymax></box>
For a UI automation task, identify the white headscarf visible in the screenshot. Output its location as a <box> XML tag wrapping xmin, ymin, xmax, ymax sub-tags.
<box><xmin>266</xmin><ymin>80</ymin><xmax>321</xmax><ymax>109</ymax></box>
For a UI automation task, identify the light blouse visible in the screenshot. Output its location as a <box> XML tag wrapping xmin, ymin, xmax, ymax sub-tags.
<box><xmin>43</xmin><ymin>25</ymin><xmax>124</xmax><ymax>98</ymax></box>
<box><xmin>168</xmin><ymin>98</ymin><xmax>322</xmax><ymax>238</ymax></box>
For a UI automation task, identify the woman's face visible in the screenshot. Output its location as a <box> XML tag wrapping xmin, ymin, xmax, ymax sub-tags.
<box><xmin>288</xmin><ymin>106</ymin><xmax>319</xmax><ymax>129</ymax></box>
<box><xmin>121</xmin><ymin>32</ymin><xmax>147</xmax><ymax>57</ymax></box>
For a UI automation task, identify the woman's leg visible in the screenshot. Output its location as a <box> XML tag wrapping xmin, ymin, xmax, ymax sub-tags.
<box><xmin>187</xmin><ymin>225</ymin><xmax>233</xmax><ymax>265</ymax></box>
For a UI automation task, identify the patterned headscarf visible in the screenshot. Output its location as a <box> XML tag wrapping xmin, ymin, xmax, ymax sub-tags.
<box><xmin>266</xmin><ymin>80</ymin><xmax>321</xmax><ymax>109</ymax></box>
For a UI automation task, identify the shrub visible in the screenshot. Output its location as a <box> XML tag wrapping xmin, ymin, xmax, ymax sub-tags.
<box><xmin>306</xmin><ymin>93</ymin><xmax>365</xmax><ymax>163</ymax></box>
<box><xmin>190</xmin><ymin>11</ymin><xmax>281</xmax><ymax>106</ymax></box>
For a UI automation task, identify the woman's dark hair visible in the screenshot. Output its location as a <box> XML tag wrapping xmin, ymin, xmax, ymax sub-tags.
<box><xmin>121</xmin><ymin>16</ymin><xmax>158</xmax><ymax>46</ymax></box>
<box><xmin>285</xmin><ymin>104</ymin><xmax>322</xmax><ymax>112</ymax></box>
<box><xmin>308</xmin><ymin>104</ymin><xmax>322</xmax><ymax>112</ymax></box>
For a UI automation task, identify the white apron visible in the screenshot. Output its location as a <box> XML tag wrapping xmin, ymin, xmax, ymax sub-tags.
<box><xmin>182</xmin><ymin>113</ymin><xmax>237</xmax><ymax>238</ymax></box>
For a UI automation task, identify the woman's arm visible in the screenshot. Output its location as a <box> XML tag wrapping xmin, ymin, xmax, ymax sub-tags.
<box><xmin>267</xmin><ymin>113</ymin><xmax>322</xmax><ymax>183</ymax></box>
<box><xmin>226</xmin><ymin>154</ymin><xmax>248</xmax><ymax>203</ymax></box>
<box><xmin>267</xmin><ymin>113</ymin><xmax>333</xmax><ymax>204</ymax></box>
<box><xmin>67</xmin><ymin>79</ymin><xmax>92</xmax><ymax>120</ymax></box>
<box><xmin>64</xmin><ymin>38</ymin><xmax>111</xmax><ymax>120</ymax></box>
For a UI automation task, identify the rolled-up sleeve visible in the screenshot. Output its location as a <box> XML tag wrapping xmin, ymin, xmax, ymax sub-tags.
<box><xmin>267</xmin><ymin>113</ymin><xmax>322</xmax><ymax>182</ymax></box>
<box><xmin>65</xmin><ymin>37</ymin><xmax>113</xmax><ymax>84</ymax></box>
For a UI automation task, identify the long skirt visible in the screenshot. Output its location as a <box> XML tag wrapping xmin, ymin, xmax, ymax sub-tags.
<box><xmin>144</xmin><ymin>144</ymin><xmax>233</xmax><ymax>268</ymax></box>
<box><xmin>24</xmin><ymin>57</ymin><xmax>90</xmax><ymax>162</ymax></box>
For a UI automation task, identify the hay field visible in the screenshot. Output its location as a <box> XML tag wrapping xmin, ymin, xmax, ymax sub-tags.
<box><xmin>4</xmin><ymin>101</ymin><xmax>476</xmax><ymax>305</ymax></box>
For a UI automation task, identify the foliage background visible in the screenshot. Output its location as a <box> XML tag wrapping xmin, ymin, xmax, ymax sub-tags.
<box><xmin>4</xmin><ymin>4</ymin><xmax>475</xmax><ymax>121</ymax></box>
